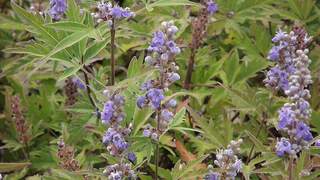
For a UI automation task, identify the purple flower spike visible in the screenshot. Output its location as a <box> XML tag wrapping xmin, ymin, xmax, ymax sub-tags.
<box><xmin>265</xmin><ymin>28</ymin><xmax>314</xmax><ymax>156</ymax></box>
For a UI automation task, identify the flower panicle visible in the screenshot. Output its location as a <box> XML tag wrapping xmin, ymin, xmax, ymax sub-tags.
<box><xmin>11</xmin><ymin>96</ymin><xmax>29</xmax><ymax>144</ymax></box>
<box><xmin>57</xmin><ymin>139</ymin><xmax>80</xmax><ymax>171</ymax></box>
<box><xmin>204</xmin><ymin>139</ymin><xmax>243</xmax><ymax>180</ymax></box>
<box><xmin>136</xmin><ymin>21</ymin><xmax>181</xmax><ymax>139</ymax></box>
<box><xmin>100</xmin><ymin>90</ymin><xmax>136</xmax><ymax>179</ymax></box>
<box><xmin>264</xmin><ymin>27</ymin><xmax>314</xmax><ymax>157</ymax></box>
<box><xmin>91</xmin><ymin>1</ymin><xmax>135</xmax><ymax>26</ymax></box>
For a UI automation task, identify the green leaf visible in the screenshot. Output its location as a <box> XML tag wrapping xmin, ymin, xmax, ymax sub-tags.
<box><xmin>171</xmin><ymin>155</ymin><xmax>208</xmax><ymax>179</ymax></box>
<box><xmin>28</xmin><ymin>30</ymin><xmax>91</xmax><ymax>77</ymax></box>
<box><xmin>66</xmin><ymin>0</ymin><xmax>81</xmax><ymax>22</ymax></box>
<box><xmin>11</xmin><ymin>2</ymin><xmax>58</xmax><ymax>45</ymax></box>
<box><xmin>0</xmin><ymin>163</ymin><xmax>31</xmax><ymax>173</ymax></box>
<box><xmin>46</xmin><ymin>21</ymin><xmax>88</xmax><ymax>32</ymax></box>
<box><xmin>58</xmin><ymin>66</ymin><xmax>82</xmax><ymax>81</ymax></box>
<box><xmin>223</xmin><ymin>50</ymin><xmax>240</xmax><ymax>85</ymax></box>
<box><xmin>127</xmin><ymin>54</ymin><xmax>144</xmax><ymax>78</ymax></box>
<box><xmin>146</xmin><ymin>0</ymin><xmax>200</xmax><ymax>11</ymax></box>
<box><xmin>0</xmin><ymin>21</ymin><xmax>28</xmax><ymax>30</ymax></box>
<box><xmin>133</xmin><ymin>107</ymin><xmax>154</xmax><ymax>135</ymax></box>
<box><xmin>84</xmin><ymin>39</ymin><xmax>108</xmax><ymax>62</ymax></box>
<box><xmin>168</xmin><ymin>108</ymin><xmax>186</xmax><ymax>128</ymax></box>
<box><xmin>245</xmin><ymin>130</ymin><xmax>267</xmax><ymax>152</ymax></box>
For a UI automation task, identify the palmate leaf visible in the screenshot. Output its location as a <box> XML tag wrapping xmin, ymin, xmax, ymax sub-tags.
<box><xmin>145</xmin><ymin>0</ymin><xmax>200</xmax><ymax>11</ymax></box>
<box><xmin>11</xmin><ymin>2</ymin><xmax>58</xmax><ymax>45</ymax></box>
<box><xmin>84</xmin><ymin>39</ymin><xmax>108</xmax><ymax>62</ymax></box>
<box><xmin>46</xmin><ymin>21</ymin><xmax>88</xmax><ymax>32</ymax></box>
<box><xmin>171</xmin><ymin>155</ymin><xmax>208</xmax><ymax>179</ymax></box>
<box><xmin>27</xmin><ymin>30</ymin><xmax>92</xmax><ymax>78</ymax></box>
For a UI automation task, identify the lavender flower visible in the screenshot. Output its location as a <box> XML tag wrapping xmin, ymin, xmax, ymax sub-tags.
<box><xmin>49</xmin><ymin>0</ymin><xmax>67</xmax><ymax>21</ymax></box>
<box><xmin>92</xmin><ymin>1</ymin><xmax>135</xmax><ymax>26</ymax></box>
<box><xmin>265</xmin><ymin>27</ymin><xmax>313</xmax><ymax>157</ymax></box>
<box><xmin>205</xmin><ymin>139</ymin><xmax>243</xmax><ymax>179</ymax></box>
<box><xmin>128</xmin><ymin>152</ymin><xmax>136</xmax><ymax>163</ymax></box>
<box><xmin>103</xmin><ymin>163</ymin><xmax>136</xmax><ymax>180</ymax></box>
<box><xmin>101</xmin><ymin>90</ymin><xmax>135</xmax><ymax>178</ymax></box>
<box><xmin>206</xmin><ymin>0</ymin><xmax>218</xmax><ymax>15</ymax></box>
<box><xmin>276</xmin><ymin>138</ymin><xmax>292</xmax><ymax>157</ymax></box>
<box><xmin>137</xmin><ymin>21</ymin><xmax>181</xmax><ymax>139</ymax></box>
<box><xmin>101</xmin><ymin>94</ymin><xmax>125</xmax><ymax>125</ymax></box>
<box><xmin>315</xmin><ymin>140</ymin><xmax>320</xmax><ymax>147</ymax></box>
<box><xmin>72</xmin><ymin>77</ymin><xmax>86</xmax><ymax>90</ymax></box>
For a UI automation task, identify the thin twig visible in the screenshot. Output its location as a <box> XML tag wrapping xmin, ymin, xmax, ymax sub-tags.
<box><xmin>183</xmin><ymin>48</ymin><xmax>196</xmax><ymax>90</ymax></box>
<box><xmin>110</xmin><ymin>18</ymin><xmax>116</xmax><ymax>86</ymax></box>
<box><xmin>288</xmin><ymin>156</ymin><xmax>293</xmax><ymax>180</ymax></box>
<box><xmin>246</xmin><ymin>113</ymin><xmax>266</xmax><ymax>164</ymax></box>
<box><xmin>81</xmin><ymin>58</ymin><xmax>98</xmax><ymax>112</ymax></box>
<box><xmin>155</xmin><ymin>109</ymin><xmax>160</xmax><ymax>180</ymax></box>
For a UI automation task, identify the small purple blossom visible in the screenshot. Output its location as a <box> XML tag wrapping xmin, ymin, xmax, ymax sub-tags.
<box><xmin>268</xmin><ymin>46</ymin><xmax>281</xmax><ymax>61</ymax></box>
<box><xmin>272</xmin><ymin>29</ymin><xmax>287</xmax><ymax>43</ymax></box>
<box><xmin>206</xmin><ymin>0</ymin><xmax>218</xmax><ymax>15</ymax></box>
<box><xmin>146</xmin><ymin>88</ymin><xmax>164</xmax><ymax>109</ymax></box>
<box><xmin>143</xmin><ymin>128</ymin><xmax>151</xmax><ymax>137</ymax></box>
<box><xmin>72</xmin><ymin>77</ymin><xmax>86</xmax><ymax>90</ymax></box>
<box><xmin>137</xmin><ymin>96</ymin><xmax>147</xmax><ymax>109</ymax></box>
<box><xmin>204</xmin><ymin>171</ymin><xmax>219</xmax><ymax>180</ymax></box>
<box><xmin>149</xmin><ymin>31</ymin><xmax>166</xmax><ymax>52</ymax></box>
<box><xmin>161</xmin><ymin>109</ymin><xmax>173</xmax><ymax>122</ymax></box>
<box><xmin>168</xmin><ymin>73</ymin><xmax>180</xmax><ymax>82</ymax></box>
<box><xmin>295</xmin><ymin>122</ymin><xmax>313</xmax><ymax>141</ymax></box>
<box><xmin>49</xmin><ymin>0</ymin><xmax>67</xmax><ymax>21</ymax></box>
<box><xmin>276</xmin><ymin>138</ymin><xmax>291</xmax><ymax>157</ymax></box>
<box><xmin>101</xmin><ymin>101</ymin><xmax>115</xmax><ymax>124</ymax></box>
<box><xmin>278</xmin><ymin>105</ymin><xmax>295</xmax><ymax>129</ymax></box>
<box><xmin>128</xmin><ymin>152</ymin><xmax>136</xmax><ymax>163</ymax></box>
<box><xmin>315</xmin><ymin>140</ymin><xmax>320</xmax><ymax>147</ymax></box>
<box><xmin>92</xmin><ymin>1</ymin><xmax>135</xmax><ymax>25</ymax></box>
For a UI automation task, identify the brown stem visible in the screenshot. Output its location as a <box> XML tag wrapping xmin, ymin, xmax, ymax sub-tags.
<box><xmin>110</xmin><ymin>18</ymin><xmax>116</xmax><ymax>86</ymax></box>
<box><xmin>183</xmin><ymin>48</ymin><xmax>196</xmax><ymax>90</ymax></box>
<box><xmin>288</xmin><ymin>157</ymin><xmax>293</xmax><ymax>180</ymax></box>
<box><xmin>81</xmin><ymin>58</ymin><xmax>97</xmax><ymax>111</ymax></box>
<box><xmin>155</xmin><ymin>109</ymin><xmax>160</xmax><ymax>180</ymax></box>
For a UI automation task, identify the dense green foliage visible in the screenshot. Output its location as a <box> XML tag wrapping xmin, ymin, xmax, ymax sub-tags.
<box><xmin>0</xmin><ymin>0</ymin><xmax>320</xmax><ymax>179</ymax></box>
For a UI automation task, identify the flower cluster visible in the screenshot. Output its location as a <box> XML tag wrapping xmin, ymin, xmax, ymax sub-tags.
<box><xmin>190</xmin><ymin>0</ymin><xmax>218</xmax><ymax>50</ymax></box>
<box><xmin>49</xmin><ymin>0</ymin><xmax>67</xmax><ymax>21</ymax></box>
<box><xmin>92</xmin><ymin>1</ymin><xmax>135</xmax><ymax>25</ymax></box>
<box><xmin>64</xmin><ymin>78</ymin><xmax>80</xmax><ymax>106</ymax></box>
<box><xmin>11</xmin><ymin>96</ymin><xmax>29</xmax><ymax>144</ymax></box>
<box><xmin>137</xmin><ymin>21</ymin><xmax>181</xmax><ymax>138</ymax></box>
<box><xmin>29</xmin><ymin>0</ymin><xmax>46</xmax><ymax>15</ymax></box>
<box><xmin>205</xmin><ymin>139</ymin><xmax>243</xmax><ymax>180</ymax></box>
<box><xmin>103</xmin><ymin>163</ymin><xmax>136</xmax><ymax>180</ymax></box>
<box><xmin>264</xmin><ymin>27</ymin><xmax>314</xmax><ymax>157</ymax></box>
<box><xmin>57</xmin><ymin>139</ymin><xmax>80</xmax><ymax>171</ymax></box>
<box><xmin>101</xmin><ymin>90</ymin><xmax>136</xmax><ymax>179</ymax></box>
